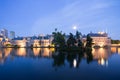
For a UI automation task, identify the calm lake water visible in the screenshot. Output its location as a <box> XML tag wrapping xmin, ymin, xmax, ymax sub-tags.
<box><xmin>0</xmin><ymin>47</ymin><xmax>120</xmax><ymax>80</ymax></box>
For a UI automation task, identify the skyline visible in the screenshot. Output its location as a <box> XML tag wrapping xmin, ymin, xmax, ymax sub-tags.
<box><xmin>0</xmin><ymin>0</ymin><xmax>120</xmax><ymax>39</ymax></box>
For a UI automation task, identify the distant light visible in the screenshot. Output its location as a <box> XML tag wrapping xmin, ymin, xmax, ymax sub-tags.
<box><xmin>73</xmin><ymin>26</ymin><xmax>77</xmax><ymax>30</ymax></box>
<box><xmin>98</xmin><ymin>32</ymin><xmax>105</xmax><ymax>35</ymax></box>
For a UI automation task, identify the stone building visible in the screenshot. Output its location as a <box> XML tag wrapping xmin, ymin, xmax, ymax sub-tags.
<box><xmin>83</xmin><ymin>32</ymin><xmax>111</xmax><ymax>48</ymax></box>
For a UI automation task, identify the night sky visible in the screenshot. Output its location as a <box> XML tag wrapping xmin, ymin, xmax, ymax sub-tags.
<box><xmin>0</xmin><ymin>0</ymin><xmax>120</xmax><ymax>39</ymax></box>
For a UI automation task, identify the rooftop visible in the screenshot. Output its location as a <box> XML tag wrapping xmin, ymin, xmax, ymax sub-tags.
<box><xmin>83</xmin><ymin>32</ymin><xmax>108</xmax><ymax>38</ymax></box>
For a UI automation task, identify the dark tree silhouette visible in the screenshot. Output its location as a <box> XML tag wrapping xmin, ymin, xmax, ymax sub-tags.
<box><xmin>67</xmin><ymin>33</ymin><xmax>76</xmax><ymax>47</ymax></box>
<box><xmin>86</xmin><ymin>34</ymin><xmax>93</xmax><ymax>48</ymax></box>
<box><xmin>52</xmin><ymin>29</ymin><xmax>65</xmax><ymax>47</ymax></box>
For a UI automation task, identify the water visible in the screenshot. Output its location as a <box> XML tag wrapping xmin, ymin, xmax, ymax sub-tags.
<box><xmin>0</xmin><ymin>47</ymin><xmax>120</xmax><ymax>80</ymax></box>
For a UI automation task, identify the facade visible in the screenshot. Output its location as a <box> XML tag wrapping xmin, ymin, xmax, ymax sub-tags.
<box><xmin>28</xmin><ymin>36</ymin><xmax>40</xmax><ymax>47</ymax></box>
<box><xmin>0</xmin><ymin>36</ymin><xmax>3</xmax><ymax>47</ymax></box>
<box><xmin>2</xmin><ymin>38</ymin><xmax>12</xmax><ymax>47</ymax></box>
<box><xmin>11</xmin><ymin>35</ymin><xmax>53</xmax><ymax>48</ymax></box>
<box><xmin>10</xmin><ymin>31</ymin><xmax>15</xmax><ymax>39</ymax></box>
<box><xmin>0</xmin><ymin>29</ymin><xmax>8</xmax><ymax>38</ymax></box>
<box><xmin>40</xmin><ymin>35</ymin><xmax>53</xmax><ymax>47</ymax></box>
<box><xmin>83</xmin><ymin>32</ymin><xmax>111</xmax><ymax>47</ymax></box>
<box><xmin>0</xmin><ymin>35</ymin><xmax>3</xmax><ymax>42</ymax></box>
<box><xmin>12</xmin><ymin>37</ymin><xmax>27</xmax><ymax>47</ymax></box>
<box><xmin>0</xmin><ymin>36</ymin><xmax>12</xmax><ymax>47</ymax></box>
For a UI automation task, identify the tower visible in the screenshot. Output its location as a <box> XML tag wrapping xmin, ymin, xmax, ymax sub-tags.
<box><xmin>0</xmin><ymin>29</ymin><xmax>8</xmax><ymax>38</ymax></box>
<box><xmin>10</xmin><ymin>31</ymin><xmax>15</xmax><ymax>39</ymax></box>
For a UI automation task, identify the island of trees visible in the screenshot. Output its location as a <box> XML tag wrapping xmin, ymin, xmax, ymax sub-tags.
<box><xmin>52</xmin><ymin>28</ymin><xmax>93</xmax><ymax>53</ymax></box>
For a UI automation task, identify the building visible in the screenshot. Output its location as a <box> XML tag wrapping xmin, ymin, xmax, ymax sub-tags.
<box><xmin>11</xmin><ymin>35</ymin><xmax>53</xmax><ymax>48</ymax></box>
<box><xmin>29</xmin><ymin>36</ymin><xmax>40</xmax><ymax>47</ymax></box>
<box><xmin>29</xmin><ymin>35</ymin><xmax>52</xmax><ymax>47</ymax></box>
<box><xmin>0</xmin><ymin>35</ymin><xmax>4</xmax><ymax>47</ymax></box>
<box><xmin>12</xmin><ymin>37</ymin><xmax>27</xmax><ymax>47</ymax></box>
<box><xmin>83</xmin><ymin>32</ymin><xmax>111</xmax><ymax>48</ymax></box>
<box><xmin>0</xmin><ymin>35</ymin><xmax>3</xmax><ymax>42</ymax></box>
<box><xmin>10</xmin><ymin>31</ymin><xmax>15</xmax><ymax>39</ymax></box>
<box><xmin>40</xmin><ymin>38</ymin><xmax>50</xmax><ymax>47</ymax></box>
<box><xmin>0</xmin><ymin>29</ymin><xmax>8</xmax><ymax>38</ymax></box>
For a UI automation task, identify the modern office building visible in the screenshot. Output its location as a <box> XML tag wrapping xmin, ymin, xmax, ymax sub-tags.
<box><xmin>10</xmin><ymin>31</ymin><xmax>15</xmax><ymax>39</ymax></box>
<box><xmin>0</xmin><ymin>29</ymin><xmax>8</xmax><ymax>38</ymax></box>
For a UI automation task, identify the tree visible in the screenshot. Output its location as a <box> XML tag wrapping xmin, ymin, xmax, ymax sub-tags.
<box><xmin>78</xmin><ymin>39</ymin><xmax>83</xmax><ymax>47</ymax></box>
<box><xmin>86</xmin><ymin>34</ymin><xmax>92</xmax><ymax>48</ymax></box>
<box><xmin>75</xmin><ymin>31</ymin><xmax>83</xmax><ymax>47</ymax></box>
<box><xmin>52</xmin><ymin>29</ymin><xmax>65</xmax><ymax>47</ymax></box>
<box><xmin>111</xmin><ymin>39</ymin><xmax>120</xmax><ymax>44</ymax></box>
<box><xmin>76</xmin><ymin>31</ymin><xmax>82</xmax><ymax>40</ymax></box>
<box><xmin>67</xmin><ymin>33</ymin><xmax>76</xmax><ymax>47</ymax></box>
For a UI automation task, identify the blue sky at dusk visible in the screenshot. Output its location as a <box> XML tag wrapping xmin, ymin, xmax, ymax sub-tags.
<box><xmin>0</xmin><ymin>0</ymin><xmax>120</xmax><ymax>39</ymax></box>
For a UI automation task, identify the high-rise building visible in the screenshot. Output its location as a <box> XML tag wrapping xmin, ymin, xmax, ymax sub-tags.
<box><xmin>0</xmin><ymin>29</ymin><xmax>8</xmax><ymax>38</ymax></box>
<box><xmin>10</xmin><ymin>31</ymin><xmax>15</xmax><ymax>39</ymax></box>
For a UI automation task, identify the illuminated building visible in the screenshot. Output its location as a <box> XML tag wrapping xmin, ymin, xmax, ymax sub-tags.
<box><xmin>28</xmin><ymin>35</ymin><xmax>53</xmax><ymax>47</ymax></box>
<box><xmin>29</xmin><ymin>36</ymin><xmax>40</xmax><ymax>47</ymax></box>
<box><xmin>0</xmin><ymin>35</ymin><xmax>3</xmax><ymax>42</ymax></box>
<box><xmin>0</xmin><ymin>29</ymin><xmax>8</xmax><ymax>38</ymax></box>
<box><xmin>39</xmin><ymin>35</ymin><xmax>53</xmax><ymax>47</ymax></box>
<box><xmin>12</xmin><ymin>37</ymin><xmax>27</xmax><ymax>47</ymax></box>
<box><xmin>83</xmin><ymin>32</ymin><xmax>111</xmax><ymax>48</ymax></box>
<box><xmin>0</xmin><ymin>48</ymin><xmax>12</xmax><ymax>63</ymax></box>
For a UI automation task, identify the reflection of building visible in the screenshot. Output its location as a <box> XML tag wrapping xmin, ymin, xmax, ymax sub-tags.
<box><xmin>16</xmin><ymin>48</ymin><xmax>26</xmax><ymax>56</ymax></box>
<box><xmin>0</xmin><ymin>47</ymin><xmax>55</xmax><ymax>64</ymax></box>
<box><xmin>111</xmin><ymin>47</ymin><xmax>120</xmax><ymax>54</ymax></box>
<box><xmin>83</xmin><ymin>32</ymin><xmax>111</xmax><ymax>47</ymax></box>
<box><xmin>92</xmin><ymin>48</ymin><xmax>111</xmax><ymax>66</ymax></box>
<box><xmin>41</xmin><ymin>48</ymin><xmax>52</xmax><ymax>57</ymax></box>
<box><xmin>33</xmin><ymin>48</ymin><xmax>41</xmax><ymax>56</ymax></box>
<box><xmin>0</xmin><ymin>48</ymin><xmax>12</xmax><ymax>63</ymax></box>
<box><xmin>98</xmin><ymin>58</ymin><xmax>108</xmax><ymax>66</ymax></box>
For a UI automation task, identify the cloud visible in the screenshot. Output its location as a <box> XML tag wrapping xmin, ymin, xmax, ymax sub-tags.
<box><xmin>31</xmin><ymin>0</ymin><xmax>115</xmax><ymax>35</ymax></box>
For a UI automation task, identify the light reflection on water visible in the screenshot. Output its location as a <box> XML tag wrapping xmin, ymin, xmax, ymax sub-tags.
<box><xmin>16</xmin><ymin>48</ymin><xmax>26</xmax><ymax>56</ymax></box>
<box><xmin>0</xmin><ymin>47</ymin><xmax>119</xmax><ymax>64</ymax></box>
<box><xmin>33</xmin><ymin>48</ymin><xmax>40</xmax><ymax>56</ymax></box>
<box><xmin>111</xmin><ymin>47</ymin><xmax>120</xmax><ymax>54</ymax></box>
<box><xmin>92</xmin><ymin>48</ymin><xmax>111</xmax><ymax>66</ymax></box>
<box><xmin>118</xmin><ymin>48</ymin><xmax>120</xmax><ymax>54</ymax></box>
<box><xmin>0</xmin><ymin>47</ymin><xmax>120</xmax><ymax>80</ymax></box>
